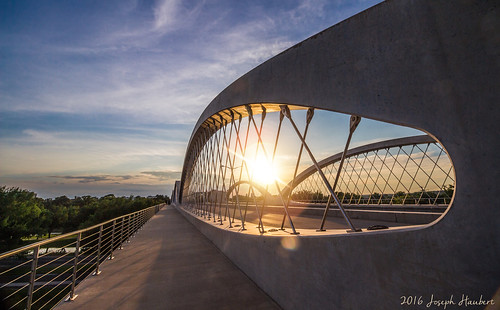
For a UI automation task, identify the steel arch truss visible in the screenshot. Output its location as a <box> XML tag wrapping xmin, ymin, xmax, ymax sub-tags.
<box><xmin>181</xmin><ymin>103</ymin><xmax>455</xmax><ymax>234</ymax></box>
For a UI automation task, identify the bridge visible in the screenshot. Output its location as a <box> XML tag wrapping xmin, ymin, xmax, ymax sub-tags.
<box><xmin>1</xmin><ymin>0</ymin><xmax>499</xmax><ymax>309</ymax></box>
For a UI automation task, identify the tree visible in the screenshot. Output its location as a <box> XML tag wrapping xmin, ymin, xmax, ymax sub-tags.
<box><xmin>291</xmin><ymin>189</ymin><xmax>326</xmax><ymax>202</ymax></box>
<box><xmin>1</xmin><ymin>186</ymin><xmax>170</xmax><ymax>251</ymax></box>
<box><xmin>43</xmin><ymin>199</ymin><xmax>68</xmax><ymax>238</ymax></box>
<box><xmin>0</xmin><ymin>187</ymin><xmax>46</xmax><ymax>250</ymax></box>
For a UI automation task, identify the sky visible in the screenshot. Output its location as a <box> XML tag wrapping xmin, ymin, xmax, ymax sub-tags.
<box><xmin>0</xmin><ymin>0</ymin><xmax>385</xmax><ymax>198</ymax></box>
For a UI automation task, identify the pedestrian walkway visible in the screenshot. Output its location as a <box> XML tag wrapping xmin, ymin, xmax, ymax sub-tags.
<box><xmin>56</xmin><ymin>206</ymin><xmax>279</xmax><ymax>310</ymax></box>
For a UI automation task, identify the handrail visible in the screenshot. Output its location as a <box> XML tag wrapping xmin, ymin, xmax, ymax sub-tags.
<box><xmin>0</xmin><ymin>205</ymin><xmax>161</xmax><ymax>259</ymax></box>
<box><xmin>0</xmin><ymin>203</ymin><xmax>165</xmax><ymax>310</ymax></box>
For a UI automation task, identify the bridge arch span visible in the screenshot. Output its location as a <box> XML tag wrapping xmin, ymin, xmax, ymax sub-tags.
<box><xmin>178</xmin><ymin>1</ymin><xmax>499</xmax><ymax>308</ymax></box>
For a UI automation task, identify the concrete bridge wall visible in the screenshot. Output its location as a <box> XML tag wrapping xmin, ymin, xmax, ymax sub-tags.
<box><xmin>179</xmin><ymin>0</ymin><xmax>500</xmax><ymax>308</ymax></box>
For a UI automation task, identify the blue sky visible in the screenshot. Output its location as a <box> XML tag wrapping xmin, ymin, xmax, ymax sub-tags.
<box><xmin>0</xmin><ymin>0</ymin><xmax>384</xmax><ymax>198</ymax></box>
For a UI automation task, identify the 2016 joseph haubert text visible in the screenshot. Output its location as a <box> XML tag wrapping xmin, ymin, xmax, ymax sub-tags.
<box><xmin>400</xmin><ymin>294</ymin><xmax>495</xmax><ymax>309</ymax></box>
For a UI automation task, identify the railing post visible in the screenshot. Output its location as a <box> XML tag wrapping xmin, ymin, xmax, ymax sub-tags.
<box><xmin>132</xmin><ymin>212</ymin><xmax>138</xmax><ymax>236</ymax></box>
<box><xmin>0</xmin><ymin>206</ymin><xmax>166</xmax><ymax>310</ymax></box>
<box><xmin>132</xmin><ymin>212</ymin><xmax>136</xmax><ymax>234</ymax></box>
<box><xmin>131</xmin><ymin>213</ymin><xmax>136</xmax><ymax>237</ymax></box>
<box><xmin>94</xmin><ymin>225</ymin><xmax>103</xmax><ymax>275</ymax></box>
<box><xmin>129</xmin><ymin>213</ymin><xmax>134</xmax><ymax>237</ymax></box>
<box><xmin>119</xmin><ymin>217</ymin><xmax>124</xmax><ymax>250</ymax></box>
<box><xmin>137</xmin><ymin>211</ymin><xmax>141</xmax><ymax>231</ymax></box>
<box><xmin>140</xmin><ymin>211</ymin><xmax>143</xmax><ymax>228</ymax></box>
<box><xmin>109</xmin><ymin>220</ymin><xmax>115</xmax><ymax>259</ymax></box>
<box><xmin>126</xmin><ymin>214</ymin><xmax>131</xmax><ymax>242</ymax></box>
<box><xmin>26</xmin><ymin>245</ymin><xmax>39</xmax><ymax>310</ymax></box>
<box><xmin>68</xmin><ymin>232</ymin><xmax>81</xmax><ymax>301</ymax></box>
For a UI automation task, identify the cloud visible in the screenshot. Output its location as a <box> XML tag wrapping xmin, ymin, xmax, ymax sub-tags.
<box><xmin>0</xmin><ymin>127</ymin><xmax>188</xmax><ymax>176</ymax></box>
<box><xmin>1</xmin><ymin>0</ymin><xmax>299</xmax><ymax>122</ymax></box>
<box><xmin>287</xmin><ymin>0</ymin><xmax>328</xmax><ymax>24</ymax></box>
<box><xmin>150</xmin><ymin>0</ymin><xmax>206</xmax><ymax>36</ymax></box>
<box><xmin>0</xmin><ymin>0</ymin><xmax>384</xmax><ymax>198</ymax></box>
<box><xmin>0</xmin><ymin>173</ymin><xmax>174</xmax><ymax>198</ymax></box>
<box><xmin>48</xmin><ymin>173</ymin><xmax>176</xmax><ymax>185</ymax></box>
<box><xmin>1</xmin><ymin>0</ymin><xmax>384</xmax><ymax>120</ymax></box>
<box><xmin>49</xmin><ymin>175</ymin><xmax>124</xmax><ymax>183</ymax></box>
<box><xmin>141</xmin><ymin>170</ymin><xmax>181</xmax><ymax>180</ymax></box>
<box><xmin>153</xmin><ymin>0</ymin><xmax>180</xmax><ymax>31</ymax></box>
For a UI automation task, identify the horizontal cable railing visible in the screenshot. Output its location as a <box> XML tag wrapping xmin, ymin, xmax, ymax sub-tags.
<box><xmin>0</xmin><ymin>204</ymin><xmax>164</xmax><ymax>310</ymax></box>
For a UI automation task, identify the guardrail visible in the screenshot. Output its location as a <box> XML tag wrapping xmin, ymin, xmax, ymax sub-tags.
<box><xmin>0</xmin><ymin>204</ymin><xmax>164</xmax><ymax>310</ymax></box>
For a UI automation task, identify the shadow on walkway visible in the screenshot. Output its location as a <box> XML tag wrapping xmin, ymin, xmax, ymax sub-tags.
<box><xmin>56</xmin><ymin>206</ymin><xmax>280</xmax><ymax>310</ymax></box>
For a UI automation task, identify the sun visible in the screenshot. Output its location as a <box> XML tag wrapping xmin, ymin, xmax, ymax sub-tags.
<box><xmin>247</xmin><ymin>153</ymin><xmax>279</xmax><ymax>186</ymax></box>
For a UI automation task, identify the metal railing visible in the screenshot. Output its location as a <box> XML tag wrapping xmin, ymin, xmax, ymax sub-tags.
<box><xmin>180</xmin><ymin>103</ymin><xmax>455</xmax><ymax>233</ymax></box>
<box><xmin>288</xmin><ymin>135</ymin><xmax>454</xmax><ymax>205</ymax></box>
<box><xmin>0</xmin><ymin>204</ymin><xmax>164</xmax><ymax>310</ymax></box>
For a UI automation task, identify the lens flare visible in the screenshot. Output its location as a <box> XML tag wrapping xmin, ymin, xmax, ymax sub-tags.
<box><xmin>247</xmin><ymin>153</ymin><xmax>278</xmax><ymax>186</ymax></box>
<box><xmin>281</xmin><ymin>237</ymin><xmax>299</xmax><ymax>251</ymax></box>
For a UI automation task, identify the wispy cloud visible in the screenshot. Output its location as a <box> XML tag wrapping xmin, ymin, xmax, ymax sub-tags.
<box><xmin>45</xmin><ymin>172</ymin><xmax>177</xmax><ymax>188</ymax></box>
<box><xmin>153</xmin><ymin>0</ymin><xmax>180</xmax><ymax>31</ymax></box>
<box><xmin>47</xmin><ymin>172</ymin><xmax>193</xmax><ymax>186</ymax></box>
<box><xmin>153</xmin><ymin>0</ymin><xmax>205</xmax><ymax>34</ymax></box>
<box><xmin>141</xmin><ymin>170</ymin><xmax>181</xmax><ymax>180</ymax></box>
<box><xmin>0</xmin><ymin>0</ymin><xmax>383</xmax><ymax>197</ymax></box>
<box><xmin>0</xmin><ymin>128</ymin><xmax>187</xmax><ymax>176</ymax></box>
<box><xmin>1</xmin><ymin>0</ymin><xmax>300</xmax><ymax>122</ymax></box>
<box><xmin>50</xmin><ymin>175</ymin><xmax>133</xmax><ymax>184</ymax></box>
<box><xmin>0</xmin><ymin>173</ymin><xmax>175</xmax><ymax>198</ymax></box>
<box><xmin>287</xmin><ymin>0</ymin><xmax>328</xmax><ymax>24</ymax></box>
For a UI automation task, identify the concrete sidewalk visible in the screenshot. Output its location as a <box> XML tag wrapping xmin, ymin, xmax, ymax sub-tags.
<box><xmin>57</xmin><ymin>206</ymin><xmax>280</xmax><ymax>310</ymax></box>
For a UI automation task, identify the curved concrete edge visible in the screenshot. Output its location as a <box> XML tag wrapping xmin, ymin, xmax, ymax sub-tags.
<box><xmin>175</xmin><ymin>204</ymin><xmax>432</xmax><ymax>237</ymax></box>
<box><xmin>179</xmin><ymin>0</ymin><xmax>500</xmax><ymax>308</ymax></box>
<box><xmin>176</xmin><ymin>204</ymin><xmax>498</xmax><ymax>309</ymax></box>
<box><xmin>250</xmin><ymin>204</ymin><xmax>442</xmax><ymax>225</ymax></box>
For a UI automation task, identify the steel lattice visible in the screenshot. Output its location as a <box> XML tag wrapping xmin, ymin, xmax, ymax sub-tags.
<box><xmin>181</xmin><ymin>104</ymin><xmax>455</xmax><ymax>233</ymax></box>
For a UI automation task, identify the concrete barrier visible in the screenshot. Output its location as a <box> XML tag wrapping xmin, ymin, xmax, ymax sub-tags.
<box><xmin>261</xmin><ymin>204</ymin><xmax>441</xmax><ymax>224</ymax></box>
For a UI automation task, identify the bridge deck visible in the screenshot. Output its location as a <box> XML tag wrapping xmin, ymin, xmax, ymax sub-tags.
<box><xmin>56</xmin><ymin>206</ymin><xmax>279</xmax><ymax>310</ymax></box>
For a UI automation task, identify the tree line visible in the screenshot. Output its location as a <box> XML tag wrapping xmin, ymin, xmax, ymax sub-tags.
<box><xmin>0</xmin><ymin>186</ymin><xmax>170</xmax><ymax>252</ymax></box>
<box><xmin>291</xmin><ymin>185</ymin><xmax>454</xmax><ymax>205</ymax></box>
